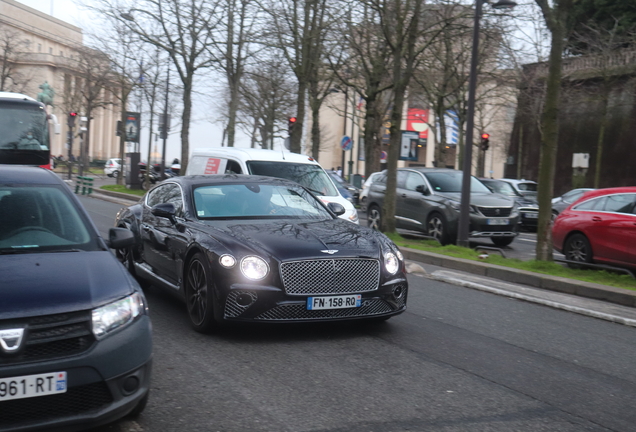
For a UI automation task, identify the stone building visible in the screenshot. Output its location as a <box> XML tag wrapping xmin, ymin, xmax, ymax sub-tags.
<box><xmin>0</xmin><ymin>0</ymin><xmax>120</xmax><ymax>161</ymax></box>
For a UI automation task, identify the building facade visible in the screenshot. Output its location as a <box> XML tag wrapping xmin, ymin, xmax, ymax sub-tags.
<box><xmin>0</xmin><ymin>0</ymin><xmax>120</xmax><ymax>161</ymax></box>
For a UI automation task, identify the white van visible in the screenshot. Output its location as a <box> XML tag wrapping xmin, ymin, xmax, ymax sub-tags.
<box><xmin>187</xmin><ymin>148</ymin><xmax>359</xmax><ymax>223</ymax></box>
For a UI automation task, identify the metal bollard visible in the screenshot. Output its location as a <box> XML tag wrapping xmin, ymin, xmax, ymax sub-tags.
<box><xmin>75</xmin><ymin>176</ymin><xmax>82</xmax><ymax>194</ymax></box>
<box><xmin>85</xmin><ymin>177</ymin><xmax>93</xmax><ymax>195</ymax></box>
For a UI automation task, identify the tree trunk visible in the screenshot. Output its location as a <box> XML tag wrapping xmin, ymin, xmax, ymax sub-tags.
<box><xmin>363</xmin><ymin>96</ymin><xmax>381</xmax><ymax>178</ymax></box>
<box><xmin>290</xmin><ymin>81</ymin><xmax>306</xmax><ymax>153</ymax></box>
<box><xmin>383</xmin><ymin>85</ymin><xmax>406</xmax><ymax>233</ymax></box>
<box><xmin>180</xmin><ymin>76</ymin><xmax>192</xmax><ymax>173</ymax></box>
<box><xmin>593</xmin><ymin>95</ymin><xmax>608</xmax><ymax>188</ymax></box>
<box><xmin>535</xmin><ymin>25</ymin><xmax>565</xmax><ymax>261</ymax></box>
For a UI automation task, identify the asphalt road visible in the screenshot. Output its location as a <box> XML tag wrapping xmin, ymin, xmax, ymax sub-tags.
<box><xmin>79</xmin><ymin>196</ymin><xmax>636</xmax><ymax>432</ymax></box>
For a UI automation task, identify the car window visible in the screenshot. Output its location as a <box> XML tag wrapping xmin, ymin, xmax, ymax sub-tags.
<box><xmin>404</xmin><ymin>172</ymin><xmax>425</xmax><ymax>191</ymax></box>
<box><xmin>146</xmin><ymin>183</ymin><xmax>184</xmax><ymax>217</ymax></box>
<box><xmin>396</xmin><ymin>171</ymin><xmax>408</xmax><ymax>189</ymax></box>
<box><xmin>246</xmin><ymin>161</ymin><xmax>339</xmax><ymax>196</ymax></box>
<box><xmin>225</xmin><ymin>160</ymin><xmax>242</xmax><ymax>174</ymax></box>
<box><xmin>603</xmin><ymin>194</ymin><xmax>636</xmax><ymax>214</ymax></box>
<box><xmin>483</xmin><ymin>180</ymin><xmax>516</xmax><ymax>196</ymax></box>
<box><xmin>517</xmin><ymin>182</ymin><xmax>537</xmax><ymax>192</ymax></box>
<box><xmin>0</xmin><ymin>185</ymin><xmax>94</xmax><ymax>251</ymax></box>
<box><xmin>575</xmin><ymin>197</ymin><xmax>606</xmax><ymax>211</ymax></box>
<box><xmin>424</xmin><ymin>172</ymin><xmax>491</xmax><ymax>193</ymax></box>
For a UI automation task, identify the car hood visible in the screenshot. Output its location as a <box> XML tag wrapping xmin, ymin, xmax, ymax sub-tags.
<box><xmin>0</xmin><ymin>251</ymin><xmax>135</xmax><ymax>319</ymax></box>
<box><xmin>435</xmin><ymin>192</ymin><xmax>514</xmax><ymax>207</ymax></box>
<box><xmin>201</xmin><ymin>218</ymin><xmax>385</xmax><ymax>261</ymax></box>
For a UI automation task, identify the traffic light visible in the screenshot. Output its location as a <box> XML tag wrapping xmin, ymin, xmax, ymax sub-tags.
<box><xmin>67</xmin><ymin>112</ymin><xmax>78</xmax><ymax>128</ymax></box>
<box><xmin>288</xmin><ymin>116</ymin><xmax>297</xmax><ymax>135</ymax></box>
<box><xmin>480</xmin><ymin>133</ymin><xmax>490</xmax><ymax>151</ymax></box>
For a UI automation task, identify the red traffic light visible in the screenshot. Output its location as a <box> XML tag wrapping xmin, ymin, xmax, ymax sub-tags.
<box><xmin>288</xmin><ymin>117</ymin><xmax>297</xmax><ymax>123</ymax></box>
<box><xmin>69</xmin><ymin>112</ymin><xmax>78</xmax><ymax>117</ymax></box>
<box><xmin>481</xmin><ymin>133</ymin><xmax>490</xmax><ymax>139</ymax></box>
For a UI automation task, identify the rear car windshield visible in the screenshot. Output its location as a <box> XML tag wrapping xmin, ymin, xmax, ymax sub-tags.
<box><xmin>517</xmin><ymin>182</ymin><xmax>537</xmax><ymax>192</ymax></box>
<box><xmin>0</xmin><ymin>185</ymin><xmax>96</xmax><ymax>252</ymax></box>
<box><xmin>247</xmin><ymin>161</ymin><xmax>339</xmax><ymax>196</ymax></box>
<box><xmin>424</xmin><ymin>172</ymin><xmax>491</xmax><ymax>193</ymax></box>
<box><xmin>483</xmin><ymin>180</ymin><xmax>517</xmax><ymax>196</ymax></box>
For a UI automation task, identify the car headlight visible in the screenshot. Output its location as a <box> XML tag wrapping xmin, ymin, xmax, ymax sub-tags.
<box><xmin>92</xmin><ymin>292</ymin><xmax>146</xmax><ymax>339</ymax></box>
<box><xmin>384</xmin><ymin>252</ymin><xmax>399</xmax><ymax>275</ymax></box>
<box><xmin>348</xmin><ymin>210</ymin><xmax>359</xmax><ymax>223</ymax></box>
<box><xmin>241</xmin><ymin>256</ymin><xmax>269</xmax><ymax>280</ymax></box>
<box><xmin>395</xmin><ymin>249</ymin><xmax>404</xmax><ymax>262</ymax></box>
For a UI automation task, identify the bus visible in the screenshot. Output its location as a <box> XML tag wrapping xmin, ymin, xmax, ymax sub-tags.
<box><xmin>0</xmin><ymin>92</ymin><xmax>60</xmax><ymax>169</ymax></box>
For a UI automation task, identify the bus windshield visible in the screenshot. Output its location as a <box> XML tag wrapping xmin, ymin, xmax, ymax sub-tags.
<box><xmin>0</xmin><ymin>101</ymin><xmax>50</xmax><ymax>166</ymax></box>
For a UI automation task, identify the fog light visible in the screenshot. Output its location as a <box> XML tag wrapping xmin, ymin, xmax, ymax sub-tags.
<box><xmin>393</xmin><ymin>286</ymin><xmax>404</xmax><ymax>299</ymax></box>
<box><xmin>123</xmin><ymin>376</ymin><xmax>139</xmax><ymax>394</ymax></box>
<box><xmin>236</xmin><ymin>293</ymin><xmax>255</xmax><ymax>307</ymax></box>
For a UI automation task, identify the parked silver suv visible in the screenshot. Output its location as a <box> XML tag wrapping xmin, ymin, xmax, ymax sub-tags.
<box><xmin>366</xmin><ymin>168</ymin><xmax>519</xmax><ymax>246</ymax></box>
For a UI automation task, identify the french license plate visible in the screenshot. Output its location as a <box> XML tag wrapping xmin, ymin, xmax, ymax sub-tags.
<box><xmin>307</xmin><ymin>294</ymin><xmax>362</xmax><ymax>310</ymax></box>
<box><xmin>524</xmin><ymin>212</ymin><xmax>538</xmax><ymax>219</ymax></box>
<box><xmin>487</xmin><ymin>218</ymin><xmax>510</xmax><ymax>225</ymax></box>
<box><xmin>0</xmin><ymin>372</ymin><xmax>67</xmax><ymax>401</ymax></box>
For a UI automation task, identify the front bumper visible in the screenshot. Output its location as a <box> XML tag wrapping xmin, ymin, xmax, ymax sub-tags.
<box><xmin>469</xmin><ymin>214</ymin><xmax>519</xmax><ymax>238</ymax></box>
<box><xmin>0</xmin><ymin>316</ymin><xmax>152</xmax><ymax>432</ymax></box>
<box><xmin>218</xmin><ymin>277</ymin><xmax>408</xmax><ymax>323</ymax></box>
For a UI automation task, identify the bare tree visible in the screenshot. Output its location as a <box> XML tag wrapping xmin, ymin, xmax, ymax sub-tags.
<box><xmin>91</xmin><ymin>0</ymin><xmax>222</xmax><ymax>174</ymax></box>
<box><xmin>533</xmin><ymin>0</ymin><xmax>576</xmax><ymax>261</ymax></box>
<box><xmin>0</xmin><ymin>26</ymin><xmax>30</xmax><ymax>92</ymax></box>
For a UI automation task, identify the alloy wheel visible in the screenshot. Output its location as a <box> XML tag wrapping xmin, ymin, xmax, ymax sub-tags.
<box><xmin>428</xmin><ymin>216</ymin><xmax>444</xmax><ymax>241</ymax></box>
<box><xmin>187</xmin><ymin>259</ymin><xmax>208</xmax><ymax>326</ymax></box>
<box><xmin>368</xmin><ymin>207</ymin><xmax>381</xmax><ymax>231</ymax></box>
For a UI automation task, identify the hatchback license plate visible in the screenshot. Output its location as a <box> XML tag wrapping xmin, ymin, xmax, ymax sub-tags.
<box><xmin>487</xmin><ymin>218</ymin><xmax>510</xmax><ymax>225</ymax></box>
<box><xmin>523</xmin><ymin>212</ymin><xmax>538</xmax><ymax>219</ymax></box>
<box><xmin>0</xmin><ymin>372</ymin><xmax>67</xmax><ymax>401</ymax></box>
<box><xmin>307</xmin><ymin>294</ymin><xmax>362</xmax><ymax>310</ymax></box>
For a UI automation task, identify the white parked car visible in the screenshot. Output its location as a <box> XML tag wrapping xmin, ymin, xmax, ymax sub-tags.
<box><xmin>104</xmin><ymin>158</ymin><xmax>122</xmax><ymax>177</ymax></box>
<box><xmin>498</xmin><ymin>178</ymin><xmax>538</xmax><ymax>198</ymax></box>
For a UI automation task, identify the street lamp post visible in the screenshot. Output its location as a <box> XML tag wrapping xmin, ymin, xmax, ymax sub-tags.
<box><xmin>457</xmin><ymin>0</ymin><xmax>516</xmax><ymax>248</ymax></box>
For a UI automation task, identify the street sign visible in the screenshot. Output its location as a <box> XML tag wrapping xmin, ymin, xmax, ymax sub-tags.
<box><xmin>380</xmin><ymin>151</ymin><xmax>387</xmax><ymax>163</ymax></box>
<box><xmin>341</xmin><ymin>135</ymin><xmax>352</xmax><ymax>151</ymax></box>
<box><xmin>125</xmin><ymin>112</ymin><xmax>141</xmax><ymax>143</ymax></box>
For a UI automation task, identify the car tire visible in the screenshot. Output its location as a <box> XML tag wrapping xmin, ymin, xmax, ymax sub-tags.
<box><xmin>367</xmin><ymin>205</ymin><xmax>382</xmax><ymax>231</ymax></box>
<box><xmin>127</xmin><ymin>391</ymin><xmax>149</xmax><ymax>418</ymax></box>
<box><xmin>185</xmin><ymin>252</ymin><xmax>217</xmax><ymax>333</ymax></box>
<box><xmin>564</xmin><ymin>233</ymin><xmax>593</xmax><ymax>268</ymax></box>
<box><xmin>427</xmin><ymin>213</ymin><xmax>450</xmax><ymax>245</ymax></box>
<box><xmin>491</xmin><ymin>236</ymin><xmax>514</xmax><ymax>247</ymax></box>
<box><xmin>112</xmin><ymin>170</ymin><xmax>119</xmax><ymax>178</ymax></box>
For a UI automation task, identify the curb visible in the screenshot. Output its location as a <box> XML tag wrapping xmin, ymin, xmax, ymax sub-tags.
<box><xmin>401</xmin><ymin>247</ymin><xmax>636</xmax><ymax>308</ymax></box>
<box><xmin>93</xmin><ymin>189</ymin><xmax>141</xmax><ymax>202</ymax></box>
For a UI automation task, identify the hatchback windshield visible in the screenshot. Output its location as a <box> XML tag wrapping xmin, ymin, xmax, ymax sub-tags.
<box><xmin>193</xmin><ymin>184</ymin><xmax>333</xmax><ymax>219</ymax></box>
<box><xmin>0</xmin><ymin>185</ymin><xmax>94</xmax><ymax>252</ymax></box>
<box><xmin>247</xmin><ymin>161</ymin><xmax>339</xmax><ymax>196</ymax></box>
<box><xmin>424</xmin><ymin>172</ymin><xmax>491</xmax><ymax>193</ymax></box>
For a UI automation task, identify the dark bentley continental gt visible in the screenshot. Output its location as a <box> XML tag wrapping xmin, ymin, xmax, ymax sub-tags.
<box><xmin>115</xmin><ymin>175</ymin><xmax>408</xmax><ymax>332</ymax></box>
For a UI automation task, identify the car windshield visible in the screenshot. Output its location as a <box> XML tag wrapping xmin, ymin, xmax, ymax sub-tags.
<box><xmin>247</xmin><ymin>161</ymin><xmax>339</xmax><ymax>196</ymax></box>
<box><xmin>0</xmin><ymin>103</ymin><xmax>50</xmax><ymax>166</ymax></box>
<box><xmin>193</xmin><ymin>183</ymin><xmax>333</xmax><ymax>219</ymax></box>
<box><xmin>424</xmin><ymin>172</ymin><xmax>491</xmax><ymax>193</ymax></box>
<box><xmin>483</xmin><ymin>180</ymin><xmax>518</xmax><ymax>196</ymax></box>
<box><xmin>0</xmin><ymin>185</ymin><xmax>95</xmax><ymax>252</ymax></box>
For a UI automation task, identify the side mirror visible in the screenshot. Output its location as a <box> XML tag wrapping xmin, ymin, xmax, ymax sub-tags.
<box><xmin>415</xmin><ymin>184</ymin><xmax>429</xmax><ymax>195</ymax></box>
<box><xmin>327</xmin><ymin>202</ymin><xmax>346</xmax><ymax>216</ymax></box>
<box><xmin>108</xmin><ymin>227</ymin><xmax>135</xmax><ymax>249</ymax></box>
<box><xmin>151</xmin><ymin>202</ymin><xmax>177</xmax><ymax>223</ymax></box>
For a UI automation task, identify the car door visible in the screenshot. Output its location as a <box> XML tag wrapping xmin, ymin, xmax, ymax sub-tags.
<box><xmin>398</xmin><ymin>171</ymin><xmax>430</xmax><ymax>230</ymax></box>
<box><xmin>140</xmin><ymin>183</ymin><xmax>188</xmax><ymax>284</ymax></box>
<box><xmin>591</xmin><ymin>193</ymin><xmax>636</xmax><ymax>266</ymax></box>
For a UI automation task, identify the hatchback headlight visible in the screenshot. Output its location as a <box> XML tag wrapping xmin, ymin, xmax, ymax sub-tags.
<box><xmin>384</xmin><ymin>252</ymin><xmax>399</xmax><ymax>275</ymax></box>
<box><xmin>241</xmin><ymin>256</ymin><xmax>269</xmax><ymax>280</ymax></box>
<box><xmin>92</xmin><ymin>292</ymin><xmax>146</xmax><ymax>339</ymax></box>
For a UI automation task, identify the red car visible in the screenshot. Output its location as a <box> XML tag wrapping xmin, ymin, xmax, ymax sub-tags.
<box><xmin>552</xmin><ymin>187</ymin><xmax>636</xmax><ymax>269</ymax></box>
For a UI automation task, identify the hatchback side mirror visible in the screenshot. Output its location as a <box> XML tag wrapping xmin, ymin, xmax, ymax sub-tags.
<box><xmin>327</xmin><ymin>202</ymin><xmax>346</xmax><ymax>216</ymax></box>
<box><xmin>415</xmin><ymin>184</ymin><xmax>429</xmax><ymax>195</ymax></box>
<box><xmin>108</xmin><ymin>227</ymin><xmax>135</xmax><ymax>249</ymax></box>
<box><xmin>152</xmin><ymin>202</ymin><xmax>177</xmax><ymax>223</ymax></box>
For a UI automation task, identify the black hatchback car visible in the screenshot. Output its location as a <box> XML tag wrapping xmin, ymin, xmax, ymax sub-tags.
<box><xmin>366</xmin><ymin>168</ymin><xmax>519</xmax><ymax>246</ymax></box>
<box><xmin>114</xmin><ymin>174</ymin><xmax>407</xmax><ymax>333</ymax></box>
<box><xmin>0</xmin><ymin>166</ymin><xmax>152</xmax><ymax>431</ymax></box>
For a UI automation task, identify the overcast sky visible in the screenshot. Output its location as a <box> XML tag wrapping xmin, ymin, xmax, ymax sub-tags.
<box><xmin>16</xmin><ymin>0</ymin><xmax>251</xmax><ymax>163</ymax></box>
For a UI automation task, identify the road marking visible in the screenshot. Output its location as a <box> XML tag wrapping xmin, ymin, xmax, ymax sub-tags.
<box><xmin>517</xmin><ymin>237</ymin><xmax>537</xmax><ymax>243</ymax></box>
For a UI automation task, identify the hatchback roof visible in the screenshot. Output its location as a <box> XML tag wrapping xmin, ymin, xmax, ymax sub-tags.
<box><xmin>191</xmin><ymin>147</ymin><xmax>319</xmax><ymax>164</ymax></box>
<box><xmin>0</xmin><ymin>165</ymin><xmax>60</xmax><ymax>184</ymax></box>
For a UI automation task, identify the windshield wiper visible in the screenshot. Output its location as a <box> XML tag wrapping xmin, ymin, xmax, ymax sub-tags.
<box><xmin>305</xmin><ymin>187</ymin><xmax>324</xmax><ymax>196</ymax></box>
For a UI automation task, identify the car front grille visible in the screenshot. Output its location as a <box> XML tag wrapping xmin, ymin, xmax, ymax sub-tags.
<box><xmin>280</xmin><ymin>258</ymin><xmax>380</xmax><ymax>295</ymax></box>
<box><xmin>477</xmin><ymin>207</ymin><xmax>512</xmax><ymax>217</ymax></box>
<box><xmin>0</xmin><ymin>311</ymin><xmax>95</xmax><ymax>366</ymax></box>
<box><xmin>0</xmin><ymin>382</ymin><xmax>113</xmax><ymax>428</ymax></box>
<box><xmin>254</xmin><ymin>299</ymin><xmax>395</xmax><ymax>320</ymax></box>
